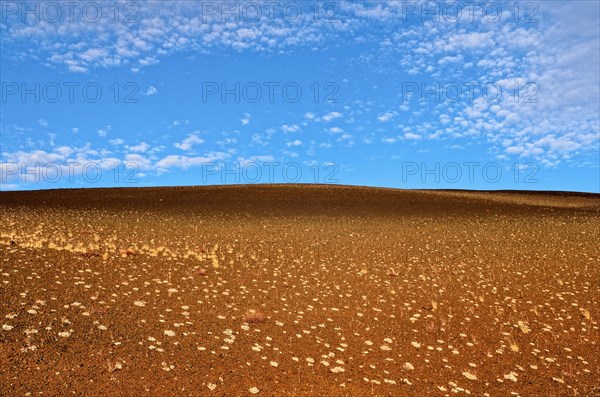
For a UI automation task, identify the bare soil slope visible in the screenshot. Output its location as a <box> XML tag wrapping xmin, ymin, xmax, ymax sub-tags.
<box><xmin>1</xmin><ymin>185</ymin><xmax>599</xmax><ymax>396</ymax></box>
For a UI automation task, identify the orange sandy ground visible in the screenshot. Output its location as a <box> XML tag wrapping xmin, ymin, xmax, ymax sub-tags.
<box><xmin>1</xmin><ymin>185</ymin><xmax>599</xmax><ymax>396</ymax></box>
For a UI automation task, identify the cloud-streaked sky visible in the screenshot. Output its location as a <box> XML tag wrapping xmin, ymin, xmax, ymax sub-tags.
<box><xmin>1</xmin><ymin>1</ymin><xmax>599</xmax><ymax>192</ymax></box>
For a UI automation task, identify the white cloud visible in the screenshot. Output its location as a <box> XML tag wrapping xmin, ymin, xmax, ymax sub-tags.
<box><xmin>173</xmin><ymin>133</ymin><xmax>204</xmax><ymax>151</ymax></box>
<box><xmin>322</xmin><ymin>112</ymin><xmax>342</xmax><ymax>122</ymax></box>
<box><xmin>2</xmin><ymin>1</ymin><xmax>598</xmax><ymax>176</ymax></box>
<box><xmin>98</xmin><ymin>126</ymin><xmax>112</xmax><ymax>137</ymax></box>
<box><xmin>127</xmin><ymin>142</ymin><xmax>150</xmax><ymax>153</ymax></box>
<box><xmin>55</xmin><ymin>146</ymin><xmax>74</xmax><ymax>157</ymax></box>
<box><xmin>241</xmin><ymin>112</ymin><xmax>251</xmax><ymax>125</ymax></box>
<box><xmin>404</xmin><ymin>132</ymin><xmax>421</xmax><ymax>140</ymax></box>
<box><xmin>286</xmin><ymin>140</ymin><xmax>302</xmax><ymax>147</ymax></box>
<box><xmin>328</xmin><ymin>127</ymin><xmax>344</xmax><ymax>134</ymax></box>
<box><xmin>377</xmin><ymin>112</ymin><xmax>396</xmax><ymax>122</ymax></box>
<box><xmin>281</xmin><ymin>124</ymin><xmax>300</xmax><ymax>133</ymax></box>
<box><xmin>0</xmin><ymin>145</ymin><xmax>124</xmax><ymax>185</ymax></box>
<box><xmin>109</xmin><ymin>139</ymin><xmax>125</xmax><ymax>146</ymax></box>
<box><xmin>437</xmin><ymin>55</ymin><xmax>462</xmax><ymax>65</ymax></box>
<box><xmin>145</xmin><ymin>86</ymin><xmax>158</xmax><ymax>96</ymax></box>
<box><xmin>251</xmin><ymin>133</ymin><xmax>268</xmax><ymax>146</ymax></box>
<box><xmin>238</xmin><ymin>155</ymin><xmax>276</xmax><ymax>166</ymax></box>
<box><xmin>80</xmin><ymin>48</ymin><xmax>108</xmax><ymax>63</ymax></box>
<box><xmin>170</xmin><ymin>120</ymin><xmax>189</xmax><ymax>128</ymax></box>
<box><xmin>217</xmin><ymin>138</ymin><xmax>237</xmax><ymax>146</ymax></box>
<box><xmin>38</xmin><ymin>119</ymin><xmax>48</xmax><ymax>127</ymax></box>
<box><xmin>124</xmin><ymin>153</ymin><xmax>152</xmax><ymax>170</ymax></box>
<box><xmin>2</xmin><ymin>3</ymin><xmax>359</xmax><ymax>73</ymax></box>
<box><xmin>368</xmin><ymin>2</ymin><xmax>600</xmax><ymax>165</ymax></box>
<box><xmin>0</xmin><ymin>141</ymin><xmax>236</xmax><ymax>187</ymax></box>
<box><xmin>155</xmin><ymin>152</ymin><xmax>229</xmax><ymax>171</ymax></box>
<box><xmin>506</xmin><ymin>146</ymin><xmax>523</xmax><ymax>155</ymax></box>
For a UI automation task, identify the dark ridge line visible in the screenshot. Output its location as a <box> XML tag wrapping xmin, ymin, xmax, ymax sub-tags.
<box><xmin>1</xmin><ymin>183</ymin><xmax>599</xmax><ymax>197</ymax></box>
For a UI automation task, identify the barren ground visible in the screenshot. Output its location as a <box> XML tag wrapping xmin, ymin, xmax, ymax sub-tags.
<box><xmin>1</xmin><ymin>185</ymin><xmax>599</xmax><ymax>396</ymax></box>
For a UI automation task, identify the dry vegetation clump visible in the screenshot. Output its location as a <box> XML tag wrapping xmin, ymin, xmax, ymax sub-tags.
<box><xmin>386</xmin><ymin>267</ymin><xmax>398</xmax><ymax>276</ymax></box>
<box><xmin>106</xmin><ymin>359</ymin><xmax>123</xmax><ymax>373</ymax></box>
<box><xmin>243</xmin><ymin>309</ymin><xmax>267</xmax><ymax>324</ymax></box>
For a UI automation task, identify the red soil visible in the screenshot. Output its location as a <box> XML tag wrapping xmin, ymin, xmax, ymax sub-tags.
<box><xmin>1</xmin><ymin>185</ymin><xmax>599</xmax><ymax>396</ymax></box>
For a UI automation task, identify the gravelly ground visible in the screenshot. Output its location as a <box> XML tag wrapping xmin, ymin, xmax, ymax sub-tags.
<box><xmin>1</xmin><ymin>185</ymin><xmax>599</xmax><ymax>396</ymax></box>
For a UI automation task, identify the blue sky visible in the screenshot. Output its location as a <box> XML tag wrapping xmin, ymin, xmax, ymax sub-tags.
<box><xmin>1</xmin><ymin>1</ymin><xmax>599</xmax><ymax>192</ymax></box>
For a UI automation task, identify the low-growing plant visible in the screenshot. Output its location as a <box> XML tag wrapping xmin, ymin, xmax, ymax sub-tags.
<box><xmin>243</xmin><ymin>309</ymin><xmax>267</xmax><ymax>324</ymax></box>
